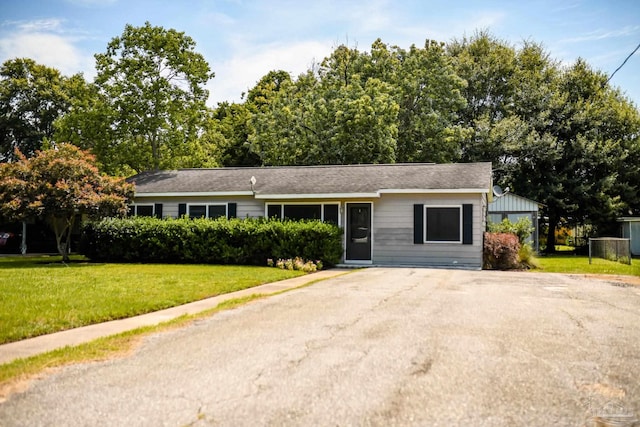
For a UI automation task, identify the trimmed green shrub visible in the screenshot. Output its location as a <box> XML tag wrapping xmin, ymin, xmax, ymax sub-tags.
<box><xmin>488</xmin><ymin>217</ymin><xmax>534</xmax><ymax>245</ymax></box>
<box><xmin>80</xmin><ymin>217</ymin><xmax>343</xmax><ymax>266</ymax></box>
<box><xmin>483</xmin><ymin>232</ymin><xmax>521</xmax><ymax>270</ymax></box>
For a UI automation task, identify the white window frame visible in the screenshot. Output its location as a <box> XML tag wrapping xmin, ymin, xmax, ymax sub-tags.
<box><xmin>424</xmin><ymin>205</ymin><xmax>462</xmax><ymax>244</ymax></box>
<box><xmin>264</xmin><ymin>202</ymin><xmax>341</xmax><ymax>226</ymax></box>
<box><xmin>131</xmin><ymin>204</ymin><xmax>155</xmax><ymax>217</ymax></box>
<box><xmin>187</xmin><ymin>203</ymin><xmax>228</xmax><ymax>219</ymax></box>
<box><xmin>207</xmin><ymin>203</ymin><xmax>228</xmax><ymax>219</ymax></box>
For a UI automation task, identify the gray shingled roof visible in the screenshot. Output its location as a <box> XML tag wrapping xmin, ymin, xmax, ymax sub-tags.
<box><xmin>129</xmin><ymin>163</ymin><xmax>492</xmax><ymax>196</ymax></box>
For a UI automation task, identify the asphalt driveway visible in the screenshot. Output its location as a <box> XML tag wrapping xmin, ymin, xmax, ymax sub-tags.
<box><xmin>1</xmin><ymin>268</ymin><xmax>639</xmax><ymax>426</ymax></box>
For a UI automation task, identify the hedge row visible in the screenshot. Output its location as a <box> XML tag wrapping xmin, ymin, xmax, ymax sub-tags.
<box><xmin>80</xmin><ymin>217</ymin><xmax>343</xmax><ymax>265</ymax></box>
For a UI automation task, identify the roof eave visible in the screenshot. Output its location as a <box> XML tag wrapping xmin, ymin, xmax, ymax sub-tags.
<box><xmin>134</xmin><ymin>191</ymin><xmax>255</xmax><ymax>198</ymax></box>
<box><xmin>255</xmin><ymin>192</ymin><xmax>381</xmax><ymax>200</ymax></box>
<box><xmin>379</xmin><ymin>188</ymin><xmax>489</xmax><ymax>194</ymax></box>
<box><xmin>255</xmin><ymin>188</ymin><xmax>489</xmax><ymax>200</ymax></box>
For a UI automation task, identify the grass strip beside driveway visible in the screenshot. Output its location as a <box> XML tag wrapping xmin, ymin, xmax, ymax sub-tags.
<box><xmin>0</xmin><ymin>256</ymin><xmax>303</xmax><ymax>344</ymax></box>
<box><xmin>535</xmin><ymin>254</ymin><xmax>640</xmax><ymax>276</ymax></box>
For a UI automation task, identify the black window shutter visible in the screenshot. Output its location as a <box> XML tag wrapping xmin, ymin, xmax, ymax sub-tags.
<box><xmin>462</xmin><ymin>204</ymin><xmax>473</xmax><ymax>245</ymax></box>
<box><xmin>154</xmin><ymin>203</ymin><xmax>163</xmax><ymax>219</ymax></box>
<box><xmin>178</xmin><ymin>203</ymin><xmax>187</xmax><ymax>217</ymax></box>
<box><xmin>228</xmin><ymin>202</ymin><xmax>237</xmax><ymax>219</ymax></box>
<box><xmin>413</xmin><ymin>204</ymin><xmax>424</xmax><ymax>244</ymax></box>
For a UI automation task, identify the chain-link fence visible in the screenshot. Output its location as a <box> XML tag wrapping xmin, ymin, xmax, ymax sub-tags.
<box><xmin>589</xmin><ymin>238</ymin><xmax>632</xmax><ymax>265</ymax></box>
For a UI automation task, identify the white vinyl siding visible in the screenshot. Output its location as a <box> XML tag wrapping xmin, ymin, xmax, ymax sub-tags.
<box><xmin>132</xmin><ymin>193</ymin><xmax>486</xmax><ymax>268</ymax></box>
<box><xmin>373</xmin><ymin>194</ymin><xmax>484</xmax><ymax>268</ymax></box>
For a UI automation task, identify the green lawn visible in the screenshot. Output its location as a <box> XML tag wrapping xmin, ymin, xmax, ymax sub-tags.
<box><xmin>0</xmin><ymin>255</ymin><xmax>303</xmax><ymax>344</ymax></box>
<box><xmin>2</xmin><ymin>253</ymin><xmax>636</xmax><ymax>346</ymax></box>
<box><xmin>535</xmin><ymin>254</ymin><xmax>640</xmax><ymax>276</ymax></box>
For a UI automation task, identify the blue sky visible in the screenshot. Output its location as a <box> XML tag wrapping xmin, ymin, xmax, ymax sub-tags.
<box><xmin>0</xmin><ymin>0</ymin><xmax>638</xmax><ymax>108</ymax></box>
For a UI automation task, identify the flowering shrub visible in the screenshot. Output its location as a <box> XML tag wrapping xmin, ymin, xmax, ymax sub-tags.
<box><xmin>483</xmin><ymin>232</ymin><xmax>521</xmax><ymax>270</ymax></box>
<box><xmin>268</xmin><ymin>257</ymin><xmax>322</xmax><ymax>272</ymax></box>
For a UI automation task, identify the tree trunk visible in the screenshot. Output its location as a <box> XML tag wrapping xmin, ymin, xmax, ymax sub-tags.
<box><xmin>50</xmin><ymin>215</ymin><xmax>74</xmax><ymax>262</ymax></box>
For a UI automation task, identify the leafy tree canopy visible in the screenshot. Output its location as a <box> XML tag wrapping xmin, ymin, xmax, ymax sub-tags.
<box><xmin>0</xmin><ymin>144</ymin><xmax>134</xmax><ymax>261</ymax></box>
<box><xmin>93</xmin><ymin>22</ymin><xmax>214</xmax><ymax>172</ymax></box>
<box><xmin>450</xmin><ymin>32</ymin><xmax>640</xmax><ymax>250</ymax></box>
<box><xmin>4</xmin><ymin>27</ymin><xmax>640</xmax><ymax>251</ymax></box>
<box><xmin>0</xmin><ymin>58</ymin><xmax>82</xmax><ymax>161</ymax></box>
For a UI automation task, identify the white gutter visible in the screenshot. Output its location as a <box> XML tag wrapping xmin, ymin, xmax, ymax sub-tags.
<box><xmin>135</xmin><ymin>188</ymin><xmax>489</xmax><ymax>199</ymax></box>
<box><xmin>255</xmin><ymin>192</ymin><xmax>380</xmax><ymax>200</ymax></box>
<box><xmin>254</xmin><ymin>188</ymin><xmax>488</xmax><ymax>199</ymax></box>
<box><xmin>379</xmin><ymin>188</ymin><xmax>489</xmax><ymax>194</ymax></box>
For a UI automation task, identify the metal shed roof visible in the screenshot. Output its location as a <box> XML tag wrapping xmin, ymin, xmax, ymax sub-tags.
<box><xmin>488</xmin><ymin>193</ymin><xmax>540</xmax><ymax>212</ymax></box>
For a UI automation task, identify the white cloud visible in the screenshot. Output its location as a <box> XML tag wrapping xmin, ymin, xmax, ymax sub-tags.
<box><xmin>15</xmin><ymin>18</ymin><xmax>65</xmax><ymax>33</ymax></box>
<box><xmin>207</xmin><ymin>40</ymin><xmax>333</xmax><ymax>106</ymax></box>
<box><xmin>560</xmin><ymin>25</ymin><xmax>640</xmax><ymax>44</ymax></box>
<box><xmin>204</xmin><ymin>4</ymin><xmax>509</xmax><ymax>107</ymax></box>
<box><xmin>0</xmin><ymin>32</ymin><xmax>95</xmax><ymax>78</ymax></box>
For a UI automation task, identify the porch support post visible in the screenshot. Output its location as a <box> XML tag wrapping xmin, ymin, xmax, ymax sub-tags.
<box><xmin>20</xmin><ymin>220</ymin><xmax>27</xmax><ymax>255</ymax></box>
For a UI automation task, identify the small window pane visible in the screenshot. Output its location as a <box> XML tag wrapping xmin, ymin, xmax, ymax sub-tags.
<box><xmin>284</xmin><ymin>205</ymin><xmax>321</xmax><ymax>221</ymax></box>
<box><xmin>128</xmin><ymin>205</ymin><xmax>135</xmax><ymax>216</ymax></box>
<box><xmin>136</xmin><ymin>205</ymin><xmax>154</xmax><ymax>217</ymax></box>
<box><xmin>488</xmin><ymin>213</ymin><xmax>503</xmax><ymax>224</ymax></box>
<box><xmin>189</xmin><ymin>205</ymin><xmax>207</xmax><ymax>218</ymax></box>
<box><xmin>267</xmin><ymin>205</ymin><xmax>282</xmax><ymax>219</ymax></box>
<box><xmin>208</xmin><ymin>205</ymin><xmax>226</xmax><ymax>219</ymax></box>
<box><xmin>426</xmin><ymin>207</ymin><xmax>460</xmax><ymax>242</ymax></box>
<box><xmin>323</xmin><ymin>204</ymin><xmax>339</xmax><ymax>224</ymax></box>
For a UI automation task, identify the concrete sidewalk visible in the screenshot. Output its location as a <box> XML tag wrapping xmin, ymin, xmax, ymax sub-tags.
<box><xmin>0</xmin><ymin>269</ymin><xmax>351</xmax><ymax>365</ymax></box>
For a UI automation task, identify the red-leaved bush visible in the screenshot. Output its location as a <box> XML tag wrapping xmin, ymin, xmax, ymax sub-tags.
<box><xmin>483</xmin><ymin>232</ymin><xmax>521</xmax><ymax>270</ymax></box>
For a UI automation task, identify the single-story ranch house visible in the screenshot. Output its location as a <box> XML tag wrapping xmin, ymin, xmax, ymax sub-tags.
<box><xmin>128</xmin><ymin>162</ymin><xmax>492</xmax><ymax>269</ymax></box>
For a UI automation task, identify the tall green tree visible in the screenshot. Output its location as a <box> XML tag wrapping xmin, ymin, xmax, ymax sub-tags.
<box><xmin>250</xmin><ymin>68</ymin><xmax>399</xmax><ymax>165</ymax></box>
<box><xmin>249</xmin><ymin>39</ymin><xmax>469</xmax><ymax>166</ymax></box>
<box><xmin>0</xmin><ymin>58</ymin><xmax>79</xmax><ymax>161</ymax></box>
<box><xmin>448</xmin><ymin>31</ymin><xmax>517</xmax><ymax>125</ymax></box>
<box><xmin>451</xmin><ymin>33</ymin><xmax>640</xmax><ymax>251</ymax></box>
<box><xmin>447</xmin><ymin>32</ymin><xmax>520</xmax><ymax>164</ymax></box>
<box><xmin>533</xmin><ymin>60</ymin><xmax>640</xmax><ymax>246</ymax></box>
<box><xmin>94</xmin><ymin>22</ymin><xmax>214</xmax><ymax>172</ymax></box>
<box><xmin>211</xmin><ymin>102</ymin><xmax>260</xmax><ymax>167</ymax></box>
<box><xmin>245</xmin><ymin>70</ymin><xmax>292</xmax><ymax>113</ymax></box>
<box><xmin>53</xmin><ymin>76</ymin><xmax>119</xmax><ymax>171</ymax></box>
<box><xmin>316</xmin><ymin>40</ymin><xmax>468</xmax><ymax>163</ymax></box>
<box><xmin>208</xmin><ymin>70</ymin><xmax>293</xmax><ymax>167</ymax></box>
<box><xmin>392</xmin><ymin>40</ymin><xmax>468</xmax><ymax>162</ymax></box>
<box><xmin>0</xmin><ymin>144</ymin><xmax>133</xmax><ymax>261</ymax></box>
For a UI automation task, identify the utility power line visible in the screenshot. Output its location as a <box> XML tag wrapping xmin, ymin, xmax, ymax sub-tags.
<box><xmin>606</xmin><ymin>41</ymin><xmax>640</xmax><ymax>84</ymax></box>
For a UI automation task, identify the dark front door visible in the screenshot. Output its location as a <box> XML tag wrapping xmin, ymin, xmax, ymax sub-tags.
<box><xmin>346</xmin><ymin>203</ymin><xmax>372</xmax><ymax>261</ymax></box>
